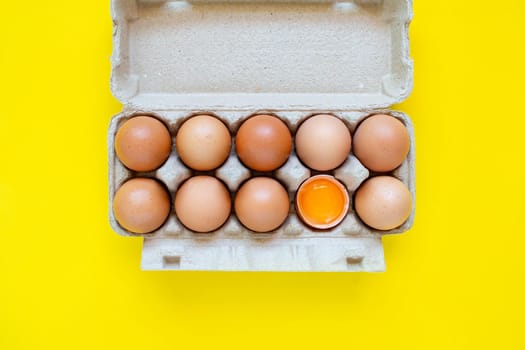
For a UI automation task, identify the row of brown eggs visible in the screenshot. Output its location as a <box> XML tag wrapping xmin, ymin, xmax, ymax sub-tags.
<box><xmin>113</xmin><ymin>173</ymin><xmax>411</xmax><ymax>235</ymax></box>
<box><xmin>113</xmin><ymin>175</ymin><xmax>288</xmax><ymax>234</ymax></box>
<box><xmin>114</xmin><ymin>113</ymin><xmax>410</xmax><ymax>174</ymax></box>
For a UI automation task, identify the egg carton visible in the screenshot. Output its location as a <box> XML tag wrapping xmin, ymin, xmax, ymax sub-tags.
<box><xmin>109</xmin><ymin>0</ymin><xmax>415</xmax><ymax>271</ymax></box>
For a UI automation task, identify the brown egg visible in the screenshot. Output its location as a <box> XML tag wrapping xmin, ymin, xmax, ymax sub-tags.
<box><xmin>235</xmin><ymin>115</ymin><xmax>292</xmax><ymax>172</ymax></box>
<box><xmin>175</xmin><ymin>176</ymin><xmax>231</xmax><ymax>233</ymax></box>
<box><xmin>234</xmin><ymin>177</ymin><xmax>289</xmax><ymax>233</ymax></box>
<box><xmin>295</xmin><ymin>114</ymin><xmax>351</xmax><ymax>171</ymax></box>
<box><xmin>355</xmin><ymin>176</ymin><xmax>412</xmax><ymax>231</ymax></box>
<box><xmin>113</xmin><ymin>178</ymin><xmax>171</xmax><ymax>234</ymax></box>
<box><xmin>115</xmin><ymin>116</ymin><xmax>172</xmax><ymax>172</ymax></box>
<box><xmin>176</xmin><ymin>115</ymin><xmax>231</xmax><ymax>171</ymax></box>
<box><xmin>353</xmin><ymin>114</ymin><xmax>410</xmax><ymax>172</ymax></box>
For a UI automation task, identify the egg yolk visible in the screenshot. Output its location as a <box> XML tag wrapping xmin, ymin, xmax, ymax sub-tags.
<box><xmin>297</xmin><ymin>177</ymin><xmax>348</xmax><ymax>227</ymax></box>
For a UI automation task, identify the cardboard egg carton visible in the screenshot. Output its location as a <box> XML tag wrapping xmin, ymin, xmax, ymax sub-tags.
<box><xmin>109</xmin><ymin>0</ymin><xmax>415</xmax><ymax>271</ymax></box>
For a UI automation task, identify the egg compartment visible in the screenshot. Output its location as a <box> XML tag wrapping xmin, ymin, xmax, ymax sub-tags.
<box><xmin>109</xmin><ymin>0</ymin><xmax>414</xmax><ymax>270</ymax></box>
<box><xmin>108</xmin><ymin>109</ymin><xmax>415</xmax><ymax>270</ymax></box>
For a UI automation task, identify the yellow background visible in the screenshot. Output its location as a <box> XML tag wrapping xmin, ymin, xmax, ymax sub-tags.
<box><xmin>1</xmin><ymin>1</ymin><xmax>524</xmax><ymax>349</ymax></box>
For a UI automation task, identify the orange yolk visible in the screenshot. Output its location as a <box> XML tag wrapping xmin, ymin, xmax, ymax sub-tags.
<box><xmin>297</xmin><ymin>177</ymin><xmax>347</xmax><ymax>226</ymax></box>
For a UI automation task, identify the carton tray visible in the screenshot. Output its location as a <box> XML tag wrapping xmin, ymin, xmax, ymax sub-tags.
<box><xmin>109</xmin><ymin>0</ymin><xmax>415</xmax><ymax>271</ymax></box>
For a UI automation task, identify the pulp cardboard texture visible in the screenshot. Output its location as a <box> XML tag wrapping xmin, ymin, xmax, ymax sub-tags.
<box><xmin>109</xmin><ymin>0</ymin><xmax>415</xmax><ymax>271</ymax></box>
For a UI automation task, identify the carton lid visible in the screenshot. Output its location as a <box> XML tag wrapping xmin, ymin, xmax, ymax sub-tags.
<box><xmin>111</xmin><ymin>0</ymin><xmax>413</xmax><ymax>111</ymax></box>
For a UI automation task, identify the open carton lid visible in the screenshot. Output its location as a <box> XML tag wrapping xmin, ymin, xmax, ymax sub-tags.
<box><xmin>111</xmin><ymin>0</ymin><xmax>413</xmax><ymax>111</ymax></box>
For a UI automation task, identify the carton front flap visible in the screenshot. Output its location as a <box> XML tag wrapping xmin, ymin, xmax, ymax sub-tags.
<box><xmin>111</xmin><ymin>0</ymin><xmax>413</xmax><ymax>110</ymax></box>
